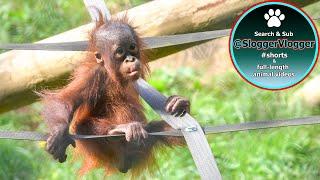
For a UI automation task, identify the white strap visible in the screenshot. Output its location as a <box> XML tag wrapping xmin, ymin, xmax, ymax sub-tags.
<box><xmin>135</xmin><ymin>79</ymin><xmax>221</xmax><ymax>179</ymax></box>
<box><xmin>83</xmin><ymin>0</ymin><xmax>111</xmax><ymax>21</ymax></box>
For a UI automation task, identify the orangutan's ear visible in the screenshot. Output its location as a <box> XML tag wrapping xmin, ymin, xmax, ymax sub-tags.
<box><xmin>95</xmin><ymin>52</ymin><xmax>103</xmax><ymax>64</ymax></box>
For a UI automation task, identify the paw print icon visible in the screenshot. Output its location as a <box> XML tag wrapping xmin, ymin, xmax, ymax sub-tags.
<box><xmin>264</xmin><ymin>9</ymin><xmax>285</xmax><ymax>27</ymax></box>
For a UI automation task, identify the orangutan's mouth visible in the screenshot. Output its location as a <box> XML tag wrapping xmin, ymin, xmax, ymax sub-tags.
<box><xmin>128</xmin><ymin>70</ymin><xmax>139</xmax><ymax>76</ymax></box>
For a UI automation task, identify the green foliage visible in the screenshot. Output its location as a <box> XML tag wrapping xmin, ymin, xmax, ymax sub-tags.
<box><xmin>0</xmin><ymin>0</ymin><xmax>88</xmax><ymax>43</ymax></box>
<box><xmin>0</xmin><ymin>0</ymin><xmax>148</xmax><ymax>43</ymax></box>
<box><xmin>2</xmin><ymin>67</ymin><xmax>320</xmax><ymax>179</ymax></box>
<box><xmin>146</xmin><ymin>68</ymin><xmax>320</xmax><ymax>180</ymax></box>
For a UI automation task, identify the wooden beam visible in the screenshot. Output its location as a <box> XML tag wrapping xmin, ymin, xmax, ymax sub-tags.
<box><xmin>294</xmin><ymin>75</ymin><xmax>320</xmax><ymax>107</ymax></box>
<box><xmin>0</xmin><ymin>0</ymin><xmax>318</xmax><ymax>113</ymax></box>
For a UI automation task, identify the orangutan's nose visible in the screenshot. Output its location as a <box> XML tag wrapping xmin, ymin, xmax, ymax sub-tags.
<box><xmin>124</xmin><ymin>55</ymin><xmax>137</xmax><ymax>63</ymax></box>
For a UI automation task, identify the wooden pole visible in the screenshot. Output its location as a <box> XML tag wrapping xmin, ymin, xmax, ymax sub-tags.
<box><xmin>295</xmin><ymin>75</ymin><xmax>320</xmax><ymax>107</ymax></box>
<box><xmin>0</xmin><ymin>0</ymin><xmax>318</xmax><ymax>113</ymax></box>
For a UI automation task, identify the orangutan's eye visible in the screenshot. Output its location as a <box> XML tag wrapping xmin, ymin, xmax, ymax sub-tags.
<box><xmin>129</xmin><ymin>43</ymin><xmax>137</xmax><ymax>52</ymax></box>
<box><xmin>115</xmin><ymin>47</ymin><xmax>124</xmax><ymax>56</ymax></box>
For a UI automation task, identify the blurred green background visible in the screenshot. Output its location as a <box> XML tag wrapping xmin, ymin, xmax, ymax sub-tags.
<box><xmin>0</xmin><ymin>0</ymin><xmax>320</xmax><ymax>179</ymax></box>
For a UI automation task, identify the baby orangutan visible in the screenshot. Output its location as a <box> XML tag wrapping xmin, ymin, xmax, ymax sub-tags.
<box><xmin>41</xmin><ymin>16</ymin><xmax>190</xmax><ymax>175</ymax></box>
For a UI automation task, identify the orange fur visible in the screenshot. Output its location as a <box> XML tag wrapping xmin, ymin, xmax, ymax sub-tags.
<box><xmin>41</xmin><ymin>16</ymin><xmax>182</xmax><ymax>177</ymax></box>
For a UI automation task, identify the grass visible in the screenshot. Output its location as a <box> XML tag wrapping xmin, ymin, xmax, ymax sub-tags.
<box><xmin>1</xmin><ymin>67</ymin><xmax>320</xmax><ymax>179</ymax></box>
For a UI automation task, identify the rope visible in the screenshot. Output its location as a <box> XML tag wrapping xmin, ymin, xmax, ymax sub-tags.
<box><xmin>1</xmin><ymin>116</ymin><xmax>319</xmax><ymax>141</ymax></box>
<box><xmin>0</xmin><ymin>29</ymin><xmax>230</xmax><ymax>51</ymax></box>
<box><xmin>0</xmin><ymin>15</ymin><xmax>317</xmax><ymax>52</ymax></box>
<box><xmin>1</xmin><ymin>15</ymin><xmax>318</xmax><ymax>52</ymax></box>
